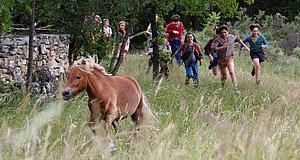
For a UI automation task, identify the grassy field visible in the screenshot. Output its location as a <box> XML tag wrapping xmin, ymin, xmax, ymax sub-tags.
<box><xmin>1</xmin><ymin>51</ymin><xmax>300</xmax><ymax>159</ymax></box>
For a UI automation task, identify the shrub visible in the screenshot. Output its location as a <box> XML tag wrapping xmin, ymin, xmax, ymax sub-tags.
<box><xmin>292</xmin><ymin>47</ymin><xmax>300</xmax><ymax>59</ymax></box>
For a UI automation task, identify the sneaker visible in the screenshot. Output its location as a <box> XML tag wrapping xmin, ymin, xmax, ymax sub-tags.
<box><xmin>193</xmin><ymin>79</ymin><xmax>199</xmax><ymax>88</ymax></box>
<box><xmin>208</xmin><ymin>65</ymin><xmax>212</xmax><ymax>70</ymax></box>
<box><xmin>176</xmin><ymin>60</ymin><xmax>182</xmax><ymax>67</ymax></box>
<box><xmin>221</xmin><ymin>82</ymin><xmax>226</xmax><ymax>89</ymax></box>
<box><xmin>185</xmin><ymin>78</ymin><xmax>189</xmax><ymax>85</ymax></box>
<box><xmin>251</xmin><ymin>67</ymin><xmax>255</xmax><ymax>76</ymax></box>
<box><xmin>256</xmin><ymin>80</ymin><xmax>260</xmax><ymax>85</ymax></box>
<box><xmin>233</xmin><ymin>86</ymin><xmax>240</xmax><ymax>94</ymax></box>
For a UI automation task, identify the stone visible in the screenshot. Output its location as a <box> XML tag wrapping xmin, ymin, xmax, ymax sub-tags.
<box><xmin>22</xmin><ymin>59</ymin><xmax>27</xmax><ymax>65</ymax></box>
<box><xmin>9</xmin><ymin>60</ymin><xmax>15</xmax><ymax>67</ymax></box>
<box><xmin>16</xmin><ymin>38</ymin><xmax>27</xmax><ymax>45</ymax></box>
<box><xmin>32</xmin><ymin>41</ymin><xmax>40</xmax><ymax>46</ymax></box>
<box><xmin>0</xmin><ymin>74</ymin><xmax>12</xmax><ymax>82</ymax></box>
<box><xmin>42</xmin><ymin>59</ymin><xmax>47</xmax><ymax>66</ymax></box>
<box><xmin>30</xmin><ymin>82</ymin><xmax>41</xmax><ymax>93</ymax></box>
<box><xmin>13</xmin><ymin>67</ymin><xmax>23</xmax><ymax>82</ymax></box>
<box><xmin>0</xmin><ymin>53</ymin><xmax>9</xmax><ymax>58</ymax></box>
<box><xmin>49</xmin><ymin>50</ymin><xmax>56</xmax><ymax>60</ymax></box>
<box><xmin>47</xmin><ymin>60</ymin><xmax>59</xmax><ymax>68</ymax></box>
<box><xmin>40</xmin><ymin>44</ymin><xmax>48</xmax><ymax>54</ymax></box>
<box><xmin>37</xmin><ymin>61</ymin><xmax>43</xmax><ymax>67</ymax></box>
<box><xmin>53</xmin><ymin>38</ymin><xmax>59</xmax><ymax>45</ymax></box>
<box><xmin>1</xmin><ymin>38</ymin><xmax>14</xmax><ymax>45</ymax></box>
<box><xmin>9</xmin><ymin>51</ymin><xmax>17</xmax><ymax>56</ymax></box>
<box><xmin>57</xmin><ymin>48</ymin><xmax>65</xmax><ymax>54</ymax></box>
<box><xmin>0</xmin><ymin>59</ymin><xmax>5</xmax><ymax>66</ymax></box>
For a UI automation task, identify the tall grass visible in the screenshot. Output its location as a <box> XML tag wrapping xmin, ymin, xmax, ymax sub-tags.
<box><xmin>1</xmin><ymin>51</ymin><xmax>300</xmax><ymax>159</ymax></box>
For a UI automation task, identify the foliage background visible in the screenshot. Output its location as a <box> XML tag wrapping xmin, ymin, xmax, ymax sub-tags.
<box><xmin>2</xmin><ymin>0</ymin><xmax>300</xmax><ymax>61</ymax></box>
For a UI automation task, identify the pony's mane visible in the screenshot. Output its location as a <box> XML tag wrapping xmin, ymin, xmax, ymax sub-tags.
<box><xmin>71</xmin><ymin>57</ymin><xmax>107</xmax><ymax>75</ymax></box>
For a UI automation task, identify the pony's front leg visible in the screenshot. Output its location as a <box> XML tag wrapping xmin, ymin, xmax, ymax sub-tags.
<box><xmin>104</xmin><ymin>114</ymin><xmax>118</xmax><ymax>134</ymax></box>
<box><xmin>112</xmin><ymin>120</ymin><xmax>121</xmax><ymax>133</ymax></box>
<box><xmin>88</xmin><ymin>101</ymin><xmax>102</xmax><ymax>136</ymax></box>
<box><xmin>89</xmin><ymin>118</ymin><xmax>97</xmax><ymax>136</ymax></box>
<box><xmin>104</xmin><ymin>114</ymin><xmax>118</xmax><ymax>151</ymax></box>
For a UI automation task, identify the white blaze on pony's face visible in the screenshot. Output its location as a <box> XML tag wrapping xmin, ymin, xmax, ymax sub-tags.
<box><xmin>62</xmin><ymin>60</ymin><xmax>89</xmax><ymax>100</ymax></box>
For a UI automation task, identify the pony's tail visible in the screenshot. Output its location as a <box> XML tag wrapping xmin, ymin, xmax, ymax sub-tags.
<box><xmin>141</xmin><ymin>94</ymin><xmax>158</xmax><ymax>131</ymax></box>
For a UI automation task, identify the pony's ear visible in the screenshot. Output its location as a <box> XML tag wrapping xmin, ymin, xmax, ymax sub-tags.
<box><xmin>82</xmin><ymin>59</ymin><xmax>86</xmax><ymax>65</ymax></box>
<box><xmin>94</xmin><ymin>54</ymin><xmax>98</xmax><ymax>64</ymax></box>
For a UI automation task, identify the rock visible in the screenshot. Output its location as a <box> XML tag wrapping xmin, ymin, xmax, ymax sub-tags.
<box><xmin>1</xmin><ymin>38</ymin><xmax>14</xmax><ymax>45</ymax></box>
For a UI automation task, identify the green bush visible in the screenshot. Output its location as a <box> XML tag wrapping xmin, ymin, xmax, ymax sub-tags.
<box><xmin>292</xmin><ymin>47</ymin><xmax>300</xmax><ymax>59</ymax></box>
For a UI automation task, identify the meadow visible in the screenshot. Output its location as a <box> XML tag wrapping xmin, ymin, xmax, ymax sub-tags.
<box><xmin>1</xmin><ymin>49</ymin><xmax>300</xmax><ymax>159</ymax></box>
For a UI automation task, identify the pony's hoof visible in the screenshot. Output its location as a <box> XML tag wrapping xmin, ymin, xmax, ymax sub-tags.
<box><xmin>109</xmin><ymin>142</ymin><xmax>118</xmax><ymax>153</ymax></box>
<box><xmin>233</xmin><ymin>87</ymin><xmax>240</xmax><ymax>94</ymax></box>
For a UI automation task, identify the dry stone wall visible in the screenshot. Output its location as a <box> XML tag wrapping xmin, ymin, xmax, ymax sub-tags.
<box><xmin>0</xmin><ymin>34</ymin><xmax>70</xmax><ymax>93</ymax></box>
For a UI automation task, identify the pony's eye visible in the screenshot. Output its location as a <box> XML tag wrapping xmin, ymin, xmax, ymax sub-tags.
<box><xmin>76</xmin><ymin>76</ymin><xmax>81</xmax><ymax>80</ymax></box>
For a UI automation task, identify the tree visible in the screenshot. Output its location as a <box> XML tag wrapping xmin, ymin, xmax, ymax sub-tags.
<box><xmin>26</xmin><ymin>0</ymin><xmax>36</xmax><ymax>93</ymax></box>
<box><xmin>0</xmin><ymin>0</ymin><xmax>14</xmax><ymax>35</ymax></box>
<box><xmin>239</xmin><ymin>0</ymin><xmax>300</xmax><ymax>22</ymax></box>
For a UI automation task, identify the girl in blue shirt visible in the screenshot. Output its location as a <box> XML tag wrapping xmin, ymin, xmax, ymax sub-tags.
<box><xmin>239</xmin><ymin>24</ymin><xmax>269</xmax><ymax>85</ymax></box>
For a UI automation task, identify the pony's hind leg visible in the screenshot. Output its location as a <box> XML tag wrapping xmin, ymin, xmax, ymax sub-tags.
<box><xmin>112</xmin><ymin>120</ymin><xmax>121</xmax><ymax>133</ymax></box>
<box><xmin>128</xmin><ymin>100</ymin><xmax>143</xmax><ymax>145</ymax></box>
<box><xmin>131</xmin><ymin>99</ymin><xmax>143</xmax><ymax>129</ymax></box>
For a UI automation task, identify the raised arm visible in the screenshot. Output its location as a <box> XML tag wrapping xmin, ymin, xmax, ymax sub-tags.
<box><xmin>145</xmin><ymin>24</ymin><xmax>152</xmax><ymax>35</ymax></box>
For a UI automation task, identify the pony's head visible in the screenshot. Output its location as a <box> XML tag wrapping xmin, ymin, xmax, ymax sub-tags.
<box><xmin>62</xmin><ymin>57</ymin><xmax>106</xmax><ymax>100</ymax></box>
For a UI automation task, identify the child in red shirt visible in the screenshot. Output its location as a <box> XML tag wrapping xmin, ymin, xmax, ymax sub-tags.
<box><xmin>165</xmin><ymin>14</ymin><xmax>184</xmax><ymax>65</ymax></box>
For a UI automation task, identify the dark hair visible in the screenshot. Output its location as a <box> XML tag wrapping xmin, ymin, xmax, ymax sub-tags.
<box><xmin>249</xmin><ymin>23</ymin><xmax>261</xmax><ymax>31</ymax></box>
<box><xmin>218</xmin><ymin>25</ymin><xmax>229</xmax><ymax>32</ymax></box>
<box><xmin>171</xmin><ymin>14</ymin><xmax>180</xmax><ymax>22</ymax></box>
<box><xmin>215</xmin><ymin>26</ymin><xmax>220</xmax><ymax>35</ymax></box>
<box><xmin>184</xmin><ymin>32</ymin><xmax>198</xmax><ymax>43</ymax></box>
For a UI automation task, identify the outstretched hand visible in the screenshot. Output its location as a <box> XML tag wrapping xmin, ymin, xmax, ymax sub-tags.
<box><xmin>199</xmin><ymin>59</ymin><xmax>203</xmax><ymax>66</ymax></box>
<box><xmin>244</xmin><ymin>46</ymin><xmax>250</xmax><ymax>52</ymax></box>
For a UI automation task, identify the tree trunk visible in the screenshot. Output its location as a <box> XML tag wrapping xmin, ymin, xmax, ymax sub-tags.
<box><xmin>111</xmin><ymin>30</ymin><xmax>129</xmax><ymax>75</ymax></box>
<box><xmin>151</xmin><ymin>7</ymin><xmax>159</xmax><ymax>80</ymax></box>
<box><xmin>26</xmin><ymin>0</ymin><xmax>36</xmax><ymax>93</ymax></box>
<box><xmin>108</xmin><ymin>50</ymin><xmax>118</xmax><ymax>72</ymax></box>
